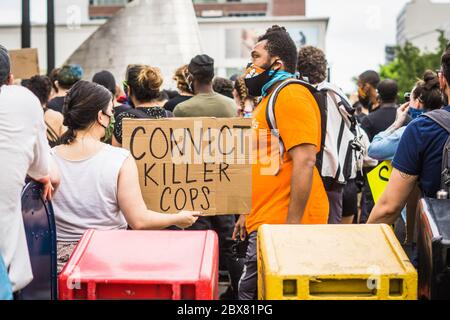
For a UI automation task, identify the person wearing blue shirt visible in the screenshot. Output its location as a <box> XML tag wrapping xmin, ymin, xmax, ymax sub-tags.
<box><xmin>368</xmin><ymin>47</ymin><xmax>450</xmax><ymax>224</ymax></box>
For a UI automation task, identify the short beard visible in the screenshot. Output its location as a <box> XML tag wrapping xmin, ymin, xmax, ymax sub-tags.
<box><xmin>261</xmin><ymin>58</ymin><xmax>274</xmax><ymax>71</ymax></box>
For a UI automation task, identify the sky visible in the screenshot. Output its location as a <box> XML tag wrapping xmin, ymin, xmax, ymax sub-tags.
<box><xmin>307</xmin><ymin>0</ymin><xmax>409</xmax><ymax>91</ymax></box>
<box><xmin>1</xmin><ymin>0</ymin><xmax>450</xmax><ymax>92</ymax></box>
<box><xmin>306</xmin><ymin>0</ymin><xmax>450</xmax><ymax>91</ymax></box>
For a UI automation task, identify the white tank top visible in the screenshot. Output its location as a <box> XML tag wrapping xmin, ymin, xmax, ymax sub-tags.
<box><xmin>51</xmin><ymin>145</ymin><xmax>130</xmax><ymax>242</ymax></box>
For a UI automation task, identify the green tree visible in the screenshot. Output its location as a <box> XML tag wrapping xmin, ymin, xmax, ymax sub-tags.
<box><xmin>379</xmin><ymin>31</ymin><xmax>448</xmax><ymax>101</ymax></box>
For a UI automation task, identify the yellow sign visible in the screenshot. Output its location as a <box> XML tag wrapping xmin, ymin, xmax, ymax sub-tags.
<box><xmin>367</xmin><ymin>161</ymin><xmax>393</xmax><ymax>203</ymax></box>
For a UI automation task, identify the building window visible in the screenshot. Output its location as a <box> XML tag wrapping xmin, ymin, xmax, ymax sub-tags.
<box><xmin>193</xmin><ymin>0</ymin><xmax>265</xmax><ymax>3</ymax></box>
<box><xmin>89</xmin><ymin>0</ymin><xmax>130</xmax><ymax>6</ymax></box>
<box><xmin>227</xmin><ymin>12</ymin><xmax>266</xmax><ymax>17</ymax></box>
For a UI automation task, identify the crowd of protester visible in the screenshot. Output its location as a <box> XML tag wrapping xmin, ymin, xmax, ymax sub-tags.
<box><xmin>1</xmin><ymin>25</ymin><xmax>450</xmax><ymax>300</ymax></box>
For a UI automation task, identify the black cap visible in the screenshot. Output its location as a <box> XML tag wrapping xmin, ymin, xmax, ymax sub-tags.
<box><xmin>0</xmin><ymin>45</ymin><xmax>11</xmax><ymax>84</ymax></box>
<box><xmin>377</xmin><ymin>79</ymin><xmax>398</xmax><ymax>103</ymax></box>
<box><xmin>93</xmin><ymin>70</ymin><xmax>116</xmax><ymax>95</ymax></box>
<box><xmin>188</xmin><ymin>54</ymin><xmax>214</xmax><ymax>78</ymax></box>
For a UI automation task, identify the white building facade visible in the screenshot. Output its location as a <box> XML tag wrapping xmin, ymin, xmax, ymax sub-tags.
<box><xmin>397</xmin><ymin>0</ymin><xmax>450</xmax><ymax>52</ymax></box>
<box><xmin>0</xmin><ymin>0</ymin><xmax>327</xmax><ymax>86</ymax></box>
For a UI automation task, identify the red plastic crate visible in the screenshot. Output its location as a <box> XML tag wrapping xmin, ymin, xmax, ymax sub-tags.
<box><xmin>58</xmin><ymin>229</ymin><xmax>219</xmax><ymax>300</ymax></box>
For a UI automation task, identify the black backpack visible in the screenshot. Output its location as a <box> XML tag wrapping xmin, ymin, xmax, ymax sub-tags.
<box><xmin>423</xmin><ymin>109</ymin><xmax>450</xmax><ymax>193</ymax></box>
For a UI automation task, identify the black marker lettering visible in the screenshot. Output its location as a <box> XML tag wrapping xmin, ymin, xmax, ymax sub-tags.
<box><xmin>379</xmin><ymin>166</ymin><xmax>390</xmax><ymax>182</ymax></box>
<box><xmin>201</xmin><ymin>186</ymin><xmax>211</xmax><ymax>211</ymax></box>
<box><xmin>172</xmin><ymin>163</ymin><xmax>181</xmax><ymax>184</ymax></box>
<box><xmin>129</xmin><ymin>126</ymin><xmax>146</xmax><ymax>160</ymax></box>
<box><xmin>160</xmin><ymin>187</ymin><xmax>171</xmax><ymax>212</ymax></box>
<box><xmin>185</xmin><ymin>164</ymin><xmax>197</xmax><ymax>184</ymax></box>
<box><xmin>149</xmin><ymin>127</ymin><xmax>169</xmax><ymax>160</ymax></box>
<box><xmin>174</xmin><ymin>188</ymin><xmax>187</xmax><ymax>211</ymax></box>
<box><xmin>189</xmin><ymin>188</ymin><xmax>199</xmax><ymax>210</ymax></box>
<box><xmin>219</xmin><ymin>163</ymin><xmax>231</xmax><ymax>182</ymax></box>
<box><xmin>218</xmin><ymin>125</ymin><xmax>235</xmax><ymax>156</ymax></box>
<box><xmin>203</xmin><ymin>163</ymin><xmax>213</xmax><ymax>182</ymax></box>
<box><xmin>144</xmin><ymin>163</ymin><xmax>158</xmax><ymax>187</ymax></box>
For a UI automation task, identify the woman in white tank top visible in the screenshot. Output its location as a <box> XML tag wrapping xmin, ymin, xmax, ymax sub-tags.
<box><xmin>52</xmin><ymin>81</ymin><xmax>199</xmax><ymax>273</ymax></box>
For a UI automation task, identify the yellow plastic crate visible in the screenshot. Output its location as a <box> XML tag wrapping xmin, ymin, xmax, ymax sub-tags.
<box><xmin>257</xmin><ymin>224</ymin><xmax>417</xmax><ymax>300</ymax></box>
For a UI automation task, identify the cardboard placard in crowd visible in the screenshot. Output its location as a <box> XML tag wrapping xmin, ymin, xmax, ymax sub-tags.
<box><xmin>122</xmin><ymin>117</ymin><xmax>253</xmax><ymax>215</ymax></box>
<box><xmin>9</xmin><ymin>48</ymin><xmax>40</xmax><ymax>80</ymax></box>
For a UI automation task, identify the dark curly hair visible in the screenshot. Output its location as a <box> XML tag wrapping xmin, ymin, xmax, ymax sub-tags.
<box><xmin>257</xmin><ymin>25</ymin><xmax>298</xmax><ymax>74</ymax></box>
<box><xmin>213</xmin><ymin>77</ymin><xmax>234</xmax><ymax>99</ymax></box>
<box><xmin>21</xmin><ymin>75</ymin><xmax>52</xmax><ymax>106</ymax></box>
<box><xmin>297</xmin><ymin>46</ymin><xmax>327</xmax><ymax>84</ymax></box>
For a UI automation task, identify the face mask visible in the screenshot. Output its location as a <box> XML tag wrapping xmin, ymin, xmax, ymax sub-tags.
<box><xmin>99</xmin><ymin>111</ymin><xmax>112</xmax><ymax>129</ymax></box>
<box><xmin>358</xmin><ymin>87</ymin><xmax>371</xmax><ymax>108</ymax></box>
<box><xmin>100</xmin><ymin>111</ymin><xmax>114</xmax><ymax>141</ymax></box>
<box><xmin>408</xmin><ymin>107</ymin><xmax>424</xmax><ymax>119</ymax></box>
<box><xmin>244</xmin><ymin>62</ymin><xmax>278</xmax><ymax>98</ymax></box>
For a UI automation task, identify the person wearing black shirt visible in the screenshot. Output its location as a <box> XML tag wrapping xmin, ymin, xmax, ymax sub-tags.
<box><xmin>47</xmin><ymin>65</ymin><xmax>83</xmax><ymax>114</ymax></box>
<box><xmin>112</xmin><ymin>64</ymin><xmax>172</xmax><ymax>146</ymax></box>
<box><xmin>361</xmin><ymin>79</ymin><xmax>410</xmax><ymax>141</ymax></box>
<box><xmin>359</xmin><ymin>79</ymin><xmax>410</xmax><ymax>223</ymax></box>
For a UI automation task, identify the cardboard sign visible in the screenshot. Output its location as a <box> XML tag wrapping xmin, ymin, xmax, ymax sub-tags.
<box><xmin>9</xmin><ymin>48</ymin><xmax>40</xmax><ymax>79</ymax></box>
<box><xmin>122</xmin><ymin>118</ymin><xmax>253</xmax><ymax>215</ymax></box>
<box><xmin>367</xmin><ymin>161</ymin><xmax>393</xmax><ymax>203</ymax></box>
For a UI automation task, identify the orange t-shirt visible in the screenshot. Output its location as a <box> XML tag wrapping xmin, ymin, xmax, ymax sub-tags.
<box><xmin>245</xmin><ymin>82</ymin><xmax>329</xmax><ymax>234</ymax></box>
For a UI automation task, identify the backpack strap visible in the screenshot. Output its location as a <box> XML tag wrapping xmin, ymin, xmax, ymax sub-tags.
<box><xmin>45</xmin><ymin>121</ymin><xmax>60</xmax><ymax>146</ymax></box>
<box><xmin>423</xmin><ymin>110</ymin><xmax>450</xmax><ymax>133</ymax></box>
<box><xmin>43</xmin><ymin>108</ymin><xmax>61</xmax><ymax>146</ymax></box>
<box><xmin>423</xmin><ymin>109</ymin><xmax>450</xmax><ymax>191</ymax></box>
<box><xmin>328</xmin><ymin>92</ymin><xmax>346</xmax><ymax>181</ymax></box>
<box><xmin>265</xmin><ymin>79</ymin><xmax>318</xmax><ymax>175</ymax></box>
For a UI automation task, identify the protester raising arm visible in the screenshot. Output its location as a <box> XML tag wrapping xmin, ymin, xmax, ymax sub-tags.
<box><xmin>368</xmin><ymin>102</ymin><xmax>410</xmax><ymax>161</ymax></box>
<box><xmin>117</xmin><ymin>155</ymin><xmax>199</xmax><ymax>230</ymax></box>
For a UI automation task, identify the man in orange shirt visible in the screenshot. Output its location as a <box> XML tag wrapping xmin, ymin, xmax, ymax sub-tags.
<box><xmin>233</xmin><ymin>26</ymin><xmax>329</xmax><ymax>300</ymax></box>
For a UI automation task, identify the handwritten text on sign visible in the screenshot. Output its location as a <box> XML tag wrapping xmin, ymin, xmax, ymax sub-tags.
<box><xmin>122</xmin><ymin>118</ymin><xmax>253</xmax><ymax>215</ymax></box>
